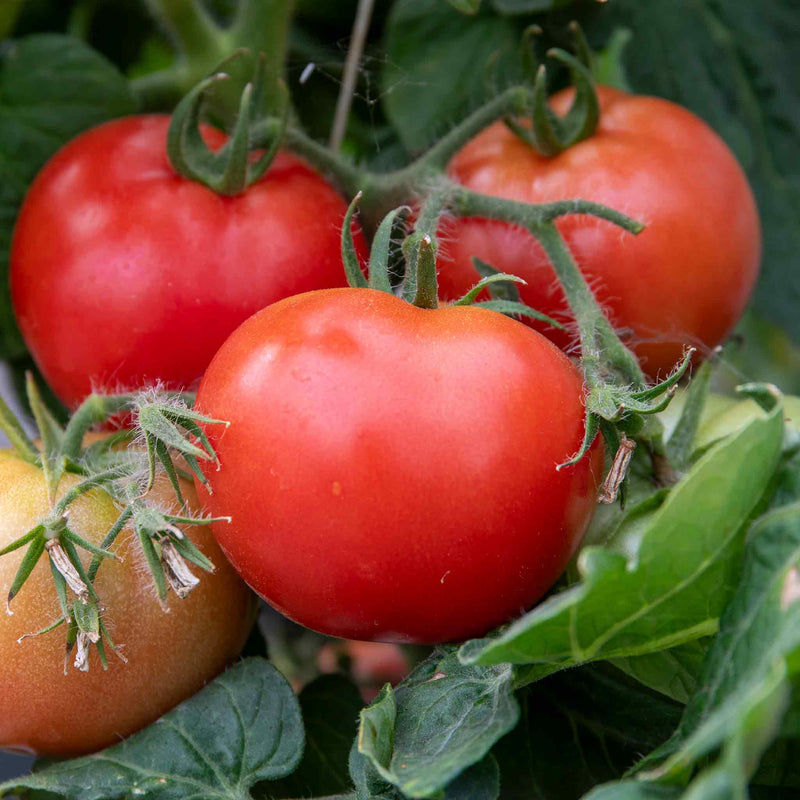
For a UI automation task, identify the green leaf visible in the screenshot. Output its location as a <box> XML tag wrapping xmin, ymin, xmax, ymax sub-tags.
<box><xmin>460</xmin><ymin>394</ymin><xmax>783</xmax><ymax>677</ymax></box>
<box><xmin>0</xmin><ymin>34</ymin><xmax>135</xmax><ymax>360</ymax></box>
<box><xmin>261</xmin><ymin>674</ymin><xmax>363</xmax><ymax>799</ymax></box>
<box><xmin>355</xmin><ymin>651</ymin><xmax>518</xmax><ymax>798</ymax></box>
<box><xmin>382</xmin><ymin>0</ymin><xmax>521</xmax><ymax>152</ymax></box>
<box><xmin>589</xmin><ymin>0</ymin><xmax>800</xmax><ymax>344</ymax></box>
<box><xmin>612</xmin><ymin>638</ymin><xmax>711</xmax><ymax>705</ymax></box>
<box><xmin>0</xmin><ymin>658</ymin><xmax>304</xmax><ymax>799</ymax></box>
<box><xmin>493</xmin><ymin>665</ymin><xmax>683</xmax><ymax>800</ymax></box>
<box><xmin>637</xmin><ymin>501</ymin><xmax>800</xmax><ymax>781</ymax></box>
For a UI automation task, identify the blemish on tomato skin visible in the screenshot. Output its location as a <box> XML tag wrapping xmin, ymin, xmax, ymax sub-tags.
<box><xmin>332</xmin><ymin>481</ymin><xmax>342</xmax><ymax>496</ymax></box>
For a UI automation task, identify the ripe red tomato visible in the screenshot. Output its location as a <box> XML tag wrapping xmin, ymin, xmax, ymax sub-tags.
<box><xmin>441</xmin><ymin>86</ymin><xmax>761</xmax><ymax>378</ymax></box>
<box><xmin>0</xmin><ymin>449</ymin><xmax>255</xmax><ymax>757</ymax></box>
<box><xmin>194</xmin><ymin>288</ymin><xmax>603</xmax><ymax>644</ymax></box>
<box><xmin>10</xmin><ymin>115</ymin><xmax>367</xmax><ymax>409</ymax></box>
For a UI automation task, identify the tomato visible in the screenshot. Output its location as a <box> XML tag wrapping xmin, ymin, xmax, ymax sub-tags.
<box><xmin>442</xmin><ymin>86</ymin><xmax>761</xmax><ymax>378</ymax></box>
<box><xmin>0</xmin><ymin>450</ymin><xmax>255</xmax><ymax>757</ymax></box>
<box><xmin>10</xmin><ymin>115</ymin><xmax>367</xmax><ymax>409</ymax></box>
<box><xmin>194</xmin><ymin>288</ymin><xmax>603</xmax><ymax>644</ymax></box>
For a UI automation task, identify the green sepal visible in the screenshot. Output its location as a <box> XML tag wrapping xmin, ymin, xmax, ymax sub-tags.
<box><xmin>559</xmin><ymin>411</ymin><xmax>601</xmax><ymax>470</ymax></box>
<box><xmin>0</xmin><ymin>524</ymin><xmax>43</xmax><ymax>558</ymax></box>
<box><xmin>50</xmin><ymin>559</ymin><xmax>71</xmax><ymax>620</ymax></box>
<box><xmin>59</xmin><ymin>536</ymin><xmax>99</xmax><ymax>603</ymax></box>
<box><xmin>453</xmin><ymin>273</ymin><xmax>526</xmax><ymax>307</ymax></box>
<box><xmin>473</xmin><ymin>299</ymin><xmax>564</xmax><ymax>329</ymax></box>
<box><xmin>167</xmin><ymin>54</ymin><xmax>289</xmax><ymax>196</ymax></box>
<box><xmin>135</xmin><ymin>399</ymin><xmax>227</xmax><ymax>493</ymax></box>
<box><xmin>25</xmin><ymin>372</ymin><xmax>66</xmax><ymax>502</ymax></box>
<box><xmin>341</xmin><ymin>192</ymin><xmax>368</xmax><ymax>289</ymax></box>
<box><xmin>506</xmin><ymin>23</ymin><xmax>600</xmax><ymax>158</ymax></box>
<box><xmin>369</xmin><ymin>206</ymin><xmax>409</xmax><ymax>294</ymax></box>
<box><xmin>7</xmin><ymin>532</ymin><xmax>45</xmax><ymax>609</ymax></box>
<box><xmin>472</xmin><ymin>257</ymin><xmax>521</xmax><ymax>302</ymax></box>
<box><xmin>62</xmin><ymin>527</ymin><xmax>118</xmax><ymax>562</ymax></box>
<box><xmin>88</xmin><ymin>505</ymin><xmax>134</xmax><ymax>583</ymax></box>
<box><xmin>169</xmin><ymin>533</ymin><xmax>216</xmax><ymax>573</ymax></box>
<box><xmin>72</xmin><ymin>597</ymin><xmax>100</xmax><ymax>639</ymax></box>
<box><xmin>137</xmin><ymin>528</ymin><xmax>169</xmax><ymax>604</ymax></box>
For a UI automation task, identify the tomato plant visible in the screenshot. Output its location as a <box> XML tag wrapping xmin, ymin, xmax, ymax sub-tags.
<box><xmin>1</xmin><ymin>2</ymin><xmax>799</xmax><ymax>799</ymax></box>
<box><xmin>194</xmin><ymin>287</ymin><xmax>603</xmax><ymax>644</ymax></box>
<box><xmin>10</xmin><ymin>115</ymin><xmax>367</xmax><ymax>409</ymax></box>
<box><xmin>440</xmin><ymin>86</ymin><xmax>761</xmax><ymax>378</ymax></box>
<box><xmin>0</xmin><ymin>443</ymin><xmax>254</xmax><ymax>757</ymax></box>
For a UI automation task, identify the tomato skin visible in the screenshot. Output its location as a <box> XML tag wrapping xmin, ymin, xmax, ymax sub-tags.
<box><xmin>195</xmin><ymin>288</ymin><xmax>603</xmax><ymax>644</ymax></box>
<box><xmin>0</xmin><ymin>453</ymin><xmax>255</xmax><ymax>757</ymax></box>
<box><xmin>10</xmin><ymin>115</ymin><xmax>367</xmax><ymax>409</ymax></box>
<box><xmin>442</xmin><ymin>86</ymin><xmax>761</xmax><ymax>378</ymax></box>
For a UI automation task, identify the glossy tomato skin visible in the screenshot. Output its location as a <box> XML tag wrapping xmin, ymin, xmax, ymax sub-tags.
<box><xmin>442</xmin><ymin>86</ymin><xmax>761</xmax><ymax>378</ymax></box>
<box><xmin>11</xmin><ymin>115</ymin><xmax>367</xmax><ymax>409</ymax></box>
<box><xmin>195</xmin><ymin>288</ymin><xmax>603</xmax><ymax>644</ymax></box>
<box><xmin>0</xmin><ymin>452</ymin><xmax>255</xmax><ymax>757</ymax></box>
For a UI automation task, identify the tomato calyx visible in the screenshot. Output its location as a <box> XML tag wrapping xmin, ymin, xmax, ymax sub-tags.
<box><xmin>167</xmin><ymin>51</ymin><xmax>289</xmax><ymax>196</ymax></box>
<box><xmin>506</xmin><ymin>22</ymin><xmax>600</xmax><ymax>158</ymax></box>
<box><xmin>0</xmin><ymin>381</ymin><xmax>228</xmax><ymax>670</ymax></box>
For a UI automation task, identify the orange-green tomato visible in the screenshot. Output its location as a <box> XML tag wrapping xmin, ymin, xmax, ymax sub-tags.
<box><xmin>0</xmin><ymin>450</ymin><xmax>255</xmax><ymax>757</ymax></box>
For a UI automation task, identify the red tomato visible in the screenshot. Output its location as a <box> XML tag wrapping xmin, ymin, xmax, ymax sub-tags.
<box><xmin>0</xmin><ymin>449</ymin><xmax>255</xmax><ymax>757</ymax></box>
<box><xmin>194</xmin><ymin>288</ymin><xmax>603</xmax><ymax>644</ymax></box>
<box><xmin>441</xmin><ymin>86</ymin><xmax>761</xmax><ymax>378</ymax></box>
<box><xmin>10</xmin><ymin>115</ymin><xmax>367</xmax><ymax>409</ymax></box>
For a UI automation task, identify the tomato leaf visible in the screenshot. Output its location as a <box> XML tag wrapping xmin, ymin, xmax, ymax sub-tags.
<box><xmin>0</xmin><ymin>658</ymin><xmax>304</xmax><ymax>800</ymax></box>
<box><xmin>258</xmin><ymin>674</ymin><xmax>362</xmax><ymax>799</ymax></box>
<box><xmin>612</xmin><ymin>638</ymin><xmax>712</xmax><ymax>705</ymax></box>
<box><xmin>0</xmin><ymin>34</ymin><xmax>136</xmax><ymax>361</ymax></box>
<box><xmin>492</xmin><ymin>665</ymin><xmax>683</xmax><ymax>799</ymax></box>
<box><xmin>584</xmin><ymin>493</ymin><xmax>800</xmax><ymax>799</ymax></box>
<box><xmin>460</xmin><ymin>392</ymin><xmax>784</xmax><ymax>677</ymax></box>
<box><xmin>585</xmin><ymin>0</ymin><xmax>800</xmax><ymax>345</ymax></box>
<box><xmin>382</xmin><ymin>0</ymin><xmax>522</xmax><ymax>152</ymax></box>
<box><xmin>352</xmin><ymin>651</ymin><xmax>518</xmax><ymax>799</ymax></box>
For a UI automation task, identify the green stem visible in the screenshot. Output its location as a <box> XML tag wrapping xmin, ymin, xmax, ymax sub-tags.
<box><xmin>279</xmin><ymin>125</ymin><xmax>367</xmax><ymax>196</ymax></box>
<box><xmin>62</xmin><ymin>394</ymin><xmax>134</xmax><ymax>462</ymax></box>
<box><xmin>253</xmin><ymin>87</ymin><xmax>531</xmax><ymax>233</ymax></box>
<box><xmin>227</xmin><ymin>0</ymin><xmax>296</xmax><ymax>113</ymax></box>
<box><xmin>533</xmin><ymin>222</ymin><xmax>645</xmax><ymax>388</ymax></box>
<box><xmin>143</xmin><ymin>0</ymin><xmax>224</xmax><ymax>65</ymax></box>
<box><xmin>403</xmin><ymin>87</ymin><xmax>530</xmax><ymax>175</ymax></box>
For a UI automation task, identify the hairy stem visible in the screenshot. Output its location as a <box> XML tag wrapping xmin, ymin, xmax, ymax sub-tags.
<box><xmin>228</xmin><ymin>0</ymin><xmax>296</xmax><ymax>113</ymax></box>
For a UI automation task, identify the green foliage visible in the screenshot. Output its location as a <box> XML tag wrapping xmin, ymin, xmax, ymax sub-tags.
<box><xmin>0</xmin><ymin>34</ymin><xmax>135</xmax><ymax>360</ymax></box>
<box><xmin>382</xmin><ymin>0</ymin><xmax>522</xmax><ymax>152</ymax></box>
<box><xmin>353</xmin><ymin>651</ymin><xmax>518</xmax><ymax>798</ymax></box>
<box><xmin>0</xmin><ymin>659</ymin><xmax>304</xmax><ymax>799</ymax></box>
<box><xmin>261</xmin><ymin>674</ymin><xmax>363</xmax><ymax>799</ymax></box>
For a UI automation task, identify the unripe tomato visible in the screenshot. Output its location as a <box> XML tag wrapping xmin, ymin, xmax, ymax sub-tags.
<box><xmin>0</xmin><ymin>451</ymin><xmax>255</xmax><ymax>757</ymax></box>
<box><xmin>10</xmin><ymin>115</ymin><xmax>368</xmax><ymax>409</ymax></box>
<box><xmin>194</xmin><ymin>288</ymin><xmax>603</xmax><ymax>644</ymax></box>
<box><xmin>442</xmin><ymin>86</ymin><xmax>761</xmax><ymax>378</ymax></box>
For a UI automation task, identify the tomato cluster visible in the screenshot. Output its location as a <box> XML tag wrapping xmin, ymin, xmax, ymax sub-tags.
<box><xmin>2</xmin><ymin>76</ymin><xmax>760</xmax><ymax>758</ymax></box>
